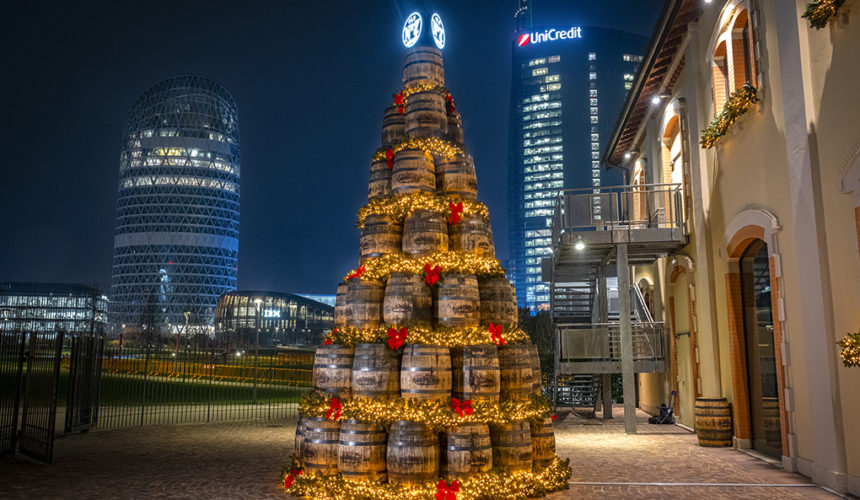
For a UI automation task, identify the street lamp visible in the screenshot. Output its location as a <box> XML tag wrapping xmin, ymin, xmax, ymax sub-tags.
<box><xmin>253</xmin><ymin>298</ymin><xmax>262</xmax><ymax>404</ymax></box>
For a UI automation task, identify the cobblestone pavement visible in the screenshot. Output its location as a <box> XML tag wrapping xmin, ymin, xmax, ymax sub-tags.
<box><xmin>0</xmin><ymin>407</ymin><xmax>838</xmax><ymax>499</ymax></box>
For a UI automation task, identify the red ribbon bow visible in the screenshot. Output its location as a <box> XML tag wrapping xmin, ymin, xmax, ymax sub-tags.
<box><xmin>284</xmin><ymin>467</ymin><xmax>302</xmax><ymax>489</ymax></box>
<box><xmin>395</xmin><ymin>92</ymin><xmax>405</xmax><ymax>114</ymax></box>
<box><xmin>326</xmin><ymin>397</ymin><xmax>342</xmax><ymax>421</ymax></box>
<box><xmin>451</xmin><ymin>397</ymin><xmax>474</xmax><ymax>418</ymax></box>
<box><xmin>449</xmin><ymin>202</ymin><xmax>464</xmax><ymax>225</ymax></box>
<box><xmin>322</xmin><ymin>338</ymin><xmax>332</xmax><ymax>345</ymax></box>
<box><xmin>551</xmin><ymin>413</ymin><xmax>558</xmax><ymax>422</ymax></box>
<box><xmin>424</xmin><ymin>263</ymin><xmax>442</xmax><ymax>287</ymax></box>
<box><xmin>347</xmin><ymin>265</ymin><xmax>366</xmax><ymax>279</ymax></box>
<box><xmin>489</xmin><ymin>323</ymin><xmax>505</xmax><ymax>346</ymax></box>
<box><xmin>387</xmin><ymin>326</ymin><xmax>408</xmax><ymax>350</ymax></box>
<box><xmin>445</xmin><ymin>92</ymin><xmax>455</xmax><ymax>114</ymax></box>
<box><xmin>436</xmin><ymin>479</ymin><xmax>460</xmax><ymax>500</ymax></box>
<box><xmin>385</xmin><ymin>148</ymin><xmax>395</xmax><ymax>169</ymax></box>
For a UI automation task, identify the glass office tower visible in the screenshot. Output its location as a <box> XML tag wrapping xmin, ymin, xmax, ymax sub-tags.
<box><xmin>110</xmin><ymin>76</ymin><xmax>240</xmax><ymax>333</ymax></box>
<box><xmin>507</xmin><ymin>5</ymin><xmax>646</xmax><ymax>310</ymax></box>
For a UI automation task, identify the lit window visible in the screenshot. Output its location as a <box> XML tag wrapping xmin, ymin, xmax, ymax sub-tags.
<box><xmin>546</xmin><ymin>83</ymin><xmax>561</xmax><ymax>91</ymax></box>
<box><xmin>589</xmin><ymin>89</ymin><xmax>598</xmax><ymax>98</ymax></box>
<box><xmin>545</xmin><ymin>75</ymin><xmax>560</xmax><ymax>83</ymax></box>
<box><xmin>548</xmin><ymin>55</ymin><xmax>560</xmax><ymax>63</ymax></box>
<box><xmin>528</xmin><ymin>58</ymin><xmax>547</xmax><ymax>66</ymax></box>
<box><xmin>590</xmin><ymin>116</ymin><xmax>599</xmax><ymax>124</ymax></box>
<box><xmin>588</xmin><ymin>52</ymin><xmax>597</xmax><ymax>61</ymax></box>
<box><xmin>532</xmin><ymin>67</ymin><xmax>548</xmax><ymax>76</ymax></box>
<box><xmin>623</xmin><ymin>54</ymin><xmax>643</xmax><ymax>62</ymax></box>
<box><xmin>592</xmin><ymin>152</ymin><xmax>600</xmax><ymax>160</ymax></box>
<box><xmin>624</xmin><ymin>82</ymin><xmax>633</xmax><ymax>90</ymax></box>
<box><xmin>589</xmin><ymin>72</ymin><xmax>597</xmax><ymax>80</ymax></box>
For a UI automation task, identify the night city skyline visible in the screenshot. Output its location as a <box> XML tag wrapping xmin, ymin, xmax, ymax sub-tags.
<box><xmin>0</xmin><ymin>0</ymin><xmax>663</xmax><ymax>294</ymax></box>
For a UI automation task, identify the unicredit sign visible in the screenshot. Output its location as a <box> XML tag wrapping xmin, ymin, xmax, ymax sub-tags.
<box><xmin>517</xmin><ymin>26</ymin><xmax>582</xmax><ymax>47</ymax></box>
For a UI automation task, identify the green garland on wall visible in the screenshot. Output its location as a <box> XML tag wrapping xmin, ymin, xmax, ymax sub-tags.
<box><xmin>700</xmin><ymin>83</ymin><xmax>759</xmax><ymax>149</ymax></box>
<box><xmin>838</xmin><ymin>331</ymin><xmax>860</xmax><ymax>367</ymax></box>
<box><xmin>802</xmin><ymin>0</ymin><xmax>847</xmax><ymax>30</ymax></box>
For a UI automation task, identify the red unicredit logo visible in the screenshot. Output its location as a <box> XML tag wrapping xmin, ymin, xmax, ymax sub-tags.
<box><xmin>517</xmin><ymin>33</ymin><xmax>530</xmax><ymax>46</ymax></box>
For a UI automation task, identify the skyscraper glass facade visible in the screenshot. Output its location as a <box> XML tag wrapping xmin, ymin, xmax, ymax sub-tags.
<box><xmin>111</xmin><ymin>76</ymin><xmax>240</xmax><ymax>333</ymax></box>
<box><xmin>508</xmin><ymin>21</ymin><xmax>645</xmax><ymax>311</ymax></box>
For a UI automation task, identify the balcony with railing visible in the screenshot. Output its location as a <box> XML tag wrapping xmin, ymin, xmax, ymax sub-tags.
<box><xmin>556</xmin><ymin>322</ymin><xmax>666</xmax><ymax>374</ymax></box>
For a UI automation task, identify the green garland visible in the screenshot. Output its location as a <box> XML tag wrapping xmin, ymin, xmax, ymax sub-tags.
<box><xmin>838</xmin><ymin>330</ymin><xmax>860</xmax><ymax>367</ymax></box>
<box><xmin>325</xmin><ymin>326</ymin><xmax>529</xmax><ymax>348</ymax></box>
<box><xmin>701</xmin><ymin>83</ymin><xmax>759</xmax><ymax>149</ymax></box>
<box><xmin>802</xmin><ymin>0</ymin><xmax>846</xmax><ymax>29</ymax></box>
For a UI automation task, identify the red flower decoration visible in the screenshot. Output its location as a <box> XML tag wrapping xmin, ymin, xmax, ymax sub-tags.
<box><xmin>385</xmin><ymin>148</ymin><xmax>395</xmax><ymax>169</ymax></box>
<box><xmin>436</xmin><ymin>479</ymin><xmax>460</xmax><ymax>500</ymax></box>
<box><xmin>387</xmin><ymin>326</ymin><xmax>408</xmax><ymax>350</ymax></box>
<box><xmin>551</xmin><ymin>413</ymin><xmax>558</xmax><ymax>422</ymax></box>
<box><xmin>451</xmin><ymin>397</ymin><xmax>474</xmax><ymax>418</ymax></box>
<box><xmin>489</xmin><ymin>323</ymin><xmax>505</xmax><ymax>346</ymax></box>
<box><xmin>322</xmin><ymin>338</ymin><xmax>332</xmax><ymax>345</ymax></box>
<box><xmin>347</xmin><ymin>265</ymin><xmax>366</xmax><ymax>279</ymax></box>
<box><xmin>284</xmin><ymin>467</ymin><xmax>302</xmax><ymax>489</ymax></box>
<box><xmin>326</xmin><ymin>397</ymin><xmax>342</xmax><ymax>421</ymax></box>
<box><xmin>424</xmin><ymin>263</ymin><xmax>442</xmax><ymax>287</ymax></box>
<box><xmin>448</xmin><ymin>202</ymin><xmax>464</xmax><ymax>225</ymax></box>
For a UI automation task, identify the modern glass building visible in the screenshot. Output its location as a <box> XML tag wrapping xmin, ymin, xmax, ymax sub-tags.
<box><xmin>507</xmin><ymin>2</ymin><xmax>646</xmax><ymax>310</ymax></box>
<box><xmin>215</xmin><ymin>291</ymin><xmax>334</xmax><ymax>346</ymax></box>
<box><xmin>0</xmin><ymin>282</ymin><xmax>108</xmax><ymax>334</ymax></box>
<box><xmin>111</xmin><ymin>76</ymin><xmax>240</xmax><ymax>334</ymax></box>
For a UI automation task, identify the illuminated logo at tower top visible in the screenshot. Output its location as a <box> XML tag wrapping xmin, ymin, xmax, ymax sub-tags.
<box><xmin>403</xmin><ymin>12</ymin><xmax>422</xmax><ymax>48</ymax></box>
<box><xmin>517</xmin><ymin>26</ymin><xmax>583</xmax><ymax>47</ymax></box>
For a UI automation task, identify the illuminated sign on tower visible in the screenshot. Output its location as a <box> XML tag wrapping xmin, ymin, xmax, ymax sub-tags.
<box><xmin>517</xmin><ymin>26</ymin><xmax>583</xmax><ymax>47</ymax></box>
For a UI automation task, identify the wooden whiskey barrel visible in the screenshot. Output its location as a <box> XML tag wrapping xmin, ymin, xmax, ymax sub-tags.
<box><xmin>436</xmin><ymin>155</ymin><xmax>477</xmax><ymax>200</ymax></box>
<box><xmin>451</xmin><ymin>344</ymin><xmax>501</xmax><ymax>404</ymax></box>
<box><xmin>437</xmin><ymin>274</ymin><xmax>480</xmax><ymax>328</ymax></box>
<box><xmin>345</xmin><ymin>278</ymin><xmax>384</xmax><ymax>329</ymax></box>
<box><xmin>334</xmin><ymin>281</ymin><xmax>348</xmax><ymax>328</ymax></box>
<box><xmin>383</xmin><ymin>273</ymin><xmax>433</xmax><ymax>326</ymax></box>
<box><xmin>391</xmin><ymin>148</ymin><xmax>436</xmax><ymax>195</ymax></box>
<box><xmin>402</xmin><ymin>208</ymin><xmax>448</xmax><ymax>258</ymax></box>
<box><xmin>387</xmin><ymin>421</ymin><xmax>439</xmax><ymax>485</ymax></box>
<box><xmin>359</xmin><ymin>215</ymin><xmax>402</xmax><ymax>263</ymax></box>
<box><xmin>527</xmin><ymin>344</ymin><xmax>542</xmax><ymax>395</ymax></box>
<box><xmin>294</xmin><ymin>415</ymin><xmax>307</xmax><ymax>459</ymax></box>
<box><xmin>312</xmin><ymin>344</ymin><xmax>354</xmax><ymax>399</ymax></box>
<box><xmin>529</xmin><ymin>417</ymin><xmax>556</xmax><ymax>468</ymax></box>
<box><xmin>449</xmin><ymin>215</ymin><xmax>494</xmax><ymax>257</ymax></box>
<box><xmin>405</xmin><ymin>90</ymin><xmax>447</xmax><ymax>139</ymax></box>
<box><xmin>400</xmin><ymin>344</ymin><xmax>452</xmax><ymax>402</ymax></box>
<box><xmin>302</xmin><ymin>417</ymin><xmax>340</xmax><ymax>476</ymax></box>
<box><xmin>441</xmin><ymin>423</ymin><xmax>492</xmax><ymax>478</ymax></box>
<box><xmin>338</xmin><ymin>419</ymin><xmax>388</xmax><ymax>482</ymax></box>
<box><xmin>352</xmin><ymin>343</ymin><xmax>400</xmax><ymax>400</ymax></box>
<box><xmin>498</xmin><ymin>345</ymin><xmax>535</xmax><ymax>401</ymax></box>
<box><xmin>368</xmin><ymin>158</ymin><xmax>392</xmax><ymax>200</ymax></box>
<box><xmin>403</xmin><ymin>46</ymin><xmax>444</xmax><ymax>88</ymax></box>
<box><xmin>694</xmin><ymin>397</ymin><xmax>733</xmax><ymax>447</ymax></box>
<box><xmin>447</xmin><ymin>111</ymin><xmax>464</xmax><ymax>145</ymax></box>
<box><xmin>491</xmin><ymin>420</ymin><xmax>533</xmax><ymax>473</ymax></box>
<box><xmin>381</xmin><ymin>105</ymin><xmax>405</xmax><ymax>147</ymax></box>
<box><xmin>479</xmin><ymin>277</ymin><xmax>517</xmax><ymax>328</ymax></box>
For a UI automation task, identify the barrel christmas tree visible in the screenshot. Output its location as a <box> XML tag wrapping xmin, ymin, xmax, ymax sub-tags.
<box><xmin>285</xmin><ymin>11</ymin><xmax>571</xmax><ymax>499</ymax></box>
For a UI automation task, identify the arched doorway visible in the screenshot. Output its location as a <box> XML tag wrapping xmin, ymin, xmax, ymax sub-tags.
<box><xmin>739</xmin><ymin>240</ymin><xmax>782</xmax><ymax>457</ymax></box>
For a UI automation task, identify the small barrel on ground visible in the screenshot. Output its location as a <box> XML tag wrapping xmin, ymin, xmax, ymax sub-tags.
<box><xmin>694</xmin><ymin>397</ymin><xmax>733</xmax><ymax>447</ymax></box>
<box><xmin>491</xmin><ymin>419</ymin><xmax>533</xmax><ymax>473</ymax></box>
<box><xmin>529</xmin><ymin>417</ymin><xmax>556</xmax><ymax>468</ymax></box>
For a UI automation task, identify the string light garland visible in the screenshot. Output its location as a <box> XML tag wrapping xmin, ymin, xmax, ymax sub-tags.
<box><xmin>395</xmin><ymin>83</ymin><xmax>452</xmax><ymax>105</ymax></box>
<box><xmin>299</xmin><ymin>392</ymin><xmax>554</xmax><ymax>429</ymax></box>
<box><xmin>323</xmin><ymin>325</ymin><xmax>529</xmax><ymax>347</ymax></box>
<box><xmin>701</xmin><ymin>84</ymin><xmax>759</xmax><ymax>149</ymax></box>
<box><xmin>802</xmin><ymin>0</ymin><xmax>845</xmax><ymax>29</ymax></box>
<box><xmin>373</xmin><ymin>137</ymin><xmax>464</xmax><ymax>163</ymax></box>
<box><xmin>284</xmin><ymin>456</ymin><xmax>571</xmax><ymax>500</ymax></box>
<box><xmin>357</xmin><ymin>192</ymin><xmax>488</xmax><ymax>228</ymax></box>
<box><xmin>343</xmin><ymin>251</ymin><xmax>505</xmax><ymax>283</ymax></box>
<box><xmin>838</xmin><ymin>330</ymin><xmax>860</xmax><ymax>367</ymax></box>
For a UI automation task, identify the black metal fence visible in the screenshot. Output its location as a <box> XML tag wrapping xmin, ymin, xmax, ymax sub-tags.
<box><xmin>18</xmin><ymin>332</ymin><xmax>64</xmax><ymax>463</ymax></box>
<box><xmin>91</xmin><ymin>340</ymin><xmax>312</xmax><ymax>430</ymax></box>
<box><xmin>0</xmin><ymin>332</ymin><xmax>26</xmax><ymax>457</ymax></box>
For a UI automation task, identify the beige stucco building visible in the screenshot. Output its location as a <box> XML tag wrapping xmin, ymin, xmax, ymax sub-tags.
<box><xmin>602</xmin><ymin>0</ymin><xmax>860</xmax><ymax>494</ymax></box>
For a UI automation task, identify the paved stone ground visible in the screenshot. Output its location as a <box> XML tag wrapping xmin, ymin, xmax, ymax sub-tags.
<box><xmin>0</xmin><ymin>407</ymin><xmax>839</xmax><ymax>499</ymax></box>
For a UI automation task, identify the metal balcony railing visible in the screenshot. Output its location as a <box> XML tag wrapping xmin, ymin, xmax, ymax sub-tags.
<box><xmin>552</xmin><ymin>183</ymin><xmax>684</xmax><ymax>246</ymax></box>
<box><xmin>556</xmin><ymin>322</ymin><xmax>665</xmax><ymax>362</ymax></box>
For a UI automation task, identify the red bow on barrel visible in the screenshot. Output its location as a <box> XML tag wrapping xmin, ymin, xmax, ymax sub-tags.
<box><xmin>326</xmin><ymin>397</ymin><xmax>342</xmax><ymax>421</ymax></box>
<box><xmin>551</xmin><ymin>413</ymin><xmax>558</xmax><ymax>422</ymax></box>
<box><xmin>322</xmin><ymin>338</ymin><xmax>332</xmax><ymax>346</ymax></box>
<box><xmin>445</xmin><ymin>92</ymin><xmax>456</xmax><ymax>114</ymax></box>
<box><xmin>394</xmin><ymin>92</ymin><xmax>405</xmax><ymax>114</ymax></box>
<box><xmin>283</xmin><ymin>467</ymin><xmax>302</xmax><ymax>489</ymax></box>
<box><xmin>436</xmin><ymin>479</ymin><xmax>460</xmax><ymax>500</ymax></box>
<box><xmin>387</xmin><ymin>326</ymin><xmax>408</xmax><ymax>350</ymax></box>
<box><xmin>489</xmin><ymin>323</ymin><xmax>505</xmax><ymax>346</ymax></box>
<box><xmin>451</xmin><ymin>397</ymin><xmax>474</xmax><ymax>418</ymax></box>
<box><xmin>424</xmin><ymin>263</ymin><xmax>442</xmax><ymax>286</ymax></box>
<box><xmin>347</xmin><ymin>265</ymin><xmax>366</xmax><ymax>279</ymax></box>
<box><xmin>385</xmin><ymin>148</ymin><xmax>395</xmax><ymax>169</ymax></box>
<box><xmin>449</xmin><ymin>202</ymin><xmax>464</xmax><ymax>225</ymax></box>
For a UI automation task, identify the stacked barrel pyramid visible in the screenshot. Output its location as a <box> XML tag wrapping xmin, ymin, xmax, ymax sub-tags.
<box><xmin>289</xmin><ymin>39</ymin><xmax>570</xmax><ymax>500</ymax></box>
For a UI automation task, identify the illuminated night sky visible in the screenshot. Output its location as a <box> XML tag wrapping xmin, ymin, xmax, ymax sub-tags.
<box><xmin>0</xmin><ymin>0</ymin><xmax>662</xmax><ymax>294</ymax></box>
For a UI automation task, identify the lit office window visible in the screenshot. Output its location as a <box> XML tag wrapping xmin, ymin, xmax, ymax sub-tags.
<box><xmin>589</xmin><ymin>72</ymin><xmax>597</xmax><ymax>80</ymax></box>
<box><xmin>623</xmin><ymin>54</ymin><xmax>643</xmax><ymax>62</ymax></box>
<box><xmin>532</xmin><ymin>67</ymin><xmax>548</xmax><ymax>76</ymax></box>
<box><xmin>588</xmin><ymin>52</ymin><xmax>597</xmax><ymax>61</ymax></box>
<box><xmin>528</xmin><ymin>58</ymin><xmax>547</xmax><ymax>66</ymax></box>
<box><xmin>548</xmin><ymin>55</ymin><xmax>561</xmax><ymax>63</ymax></box>
<box><xmin>545</xmin><ymin>75</ymin><xmax>560</xmax><ymax>83</ymax></box>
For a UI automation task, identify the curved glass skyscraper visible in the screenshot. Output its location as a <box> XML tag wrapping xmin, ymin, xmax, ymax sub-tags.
<box><xmin>111</xmin><ymin>76</ymin><xmax>240</xmax><ymax>333</ymax></box>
